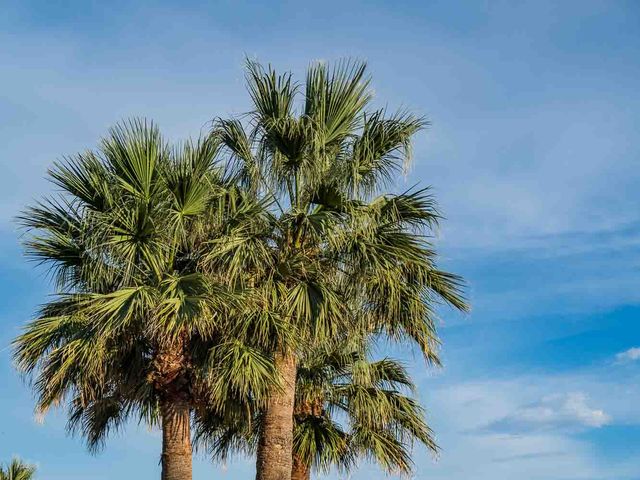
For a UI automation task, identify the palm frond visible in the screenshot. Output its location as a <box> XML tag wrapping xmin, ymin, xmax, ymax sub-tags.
<box><xmin>304</xmin><ymin>59</ymin><xmax>372</xmax><ymax>146</ymax></box>
<box><xmin>348</xmin><ymin>110</ymin><xmax>427</xmax><ymax>196</ymax></box>
<box><xmin>0</xmin><ymin>458</ymin><xmax>37</xmax><ymax>480</ymax></box>
<box><xmin>100</xmin><ymin>119</ymin><xmax>167</xmax><ymax>200</ymax></box>
<box><xmin>245</xmin><ymin>59</ymin><xmax>297</xmax><ymax>123</ymax></box>
<box><xmin>294</xmin><ymin>416</ymin><xmax>351</xmax><ymax>473</ymax></box>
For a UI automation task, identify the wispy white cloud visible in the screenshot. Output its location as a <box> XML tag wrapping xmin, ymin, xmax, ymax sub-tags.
<box><xmin>396</xmin><ymin>375</ymin><xmax>638</xmax><ymax>480</ymax></box>
<box><xmin>615</xmin><ymin>347</ymin><xmax>640</xmax><ymax>364</ymax></box>
<box><xmin>486</xmin><ymin>392</ymin><xmax>610</xmax><ymax>432</ymax></box>
<box><xmin>420</xmin><ymin>100</ymin><xmax>640</xmax><ymax>251</ymax></box>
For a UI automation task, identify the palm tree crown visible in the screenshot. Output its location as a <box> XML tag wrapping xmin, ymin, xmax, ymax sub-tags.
<box><xmin>292</xmin><ymin>341</ymin><xmax>437</xmax><ymax>480</ymax></box>
<box><xmin>13</xmin><ymin>121</ymin><xmax>278</xmax><ymax>480</ymax></box>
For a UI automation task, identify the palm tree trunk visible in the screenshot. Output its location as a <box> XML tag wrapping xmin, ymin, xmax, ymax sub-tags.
<box><xmin>161</xmin><ymin>397</ymin><xmax>192</xmax><ymax>480</ymax></box>
<box><xmin>255</xmin><ymin>351</ymin><xmax>297</xmax><ymax>480</ymax></box>
<box><xmin>291</xmin><ymin>455</ymin><xmax>310</xmax><ymax>480</ymax></box>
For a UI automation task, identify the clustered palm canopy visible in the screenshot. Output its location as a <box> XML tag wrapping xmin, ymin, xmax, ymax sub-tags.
<box><xmin>211</xmin><ymin>59</ymin><xmax>467</xmax><ymax>361</ymax></box>
<box><xmin>12</xmin><ymin>59</ymin><xmax>468</xmax><ymax>479</ymax></box>
<box><xmin>195</xmin><ymin>59</ymin><xmax>468</xmax><ymax>477</ymax></box>
<box><xmin>13</xmin><ymin>121</ymin><xmax>278</xmax><ymax>450</ymax></box>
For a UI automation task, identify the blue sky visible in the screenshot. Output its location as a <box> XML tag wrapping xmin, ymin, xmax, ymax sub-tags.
<box><xmin>1</xmin><ymin>1</ymin><xmax>639</xmax><ymax>478</ymax></box>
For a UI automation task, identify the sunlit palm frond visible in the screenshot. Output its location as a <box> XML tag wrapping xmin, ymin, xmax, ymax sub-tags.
<box><xmin>347</xmin><ymin>110</ymin><xmax>427</xmax><ymax>196</ymax></box>
<box><xmin>100</xmin><ymin>119</ymin><xmax>168</xmax><ymax>200</ymax></box>
<box><xmin>205</xmin><ymin>340</ymin><xmax>280</xmax><ymax>410</ymax></box>
<box><xmin>48</xmin><ymin>151</ymin><xmax>113</xmax><ymax>212</ymax></box>
<box><xmin>0</xmin><ymin>458</ymin><xmax>37</xmax><ymax>480</ymax></box>
<box><xmin>245</xmin><ymin>59</ymin><xmax>297</xmax><ymax>124</ymax></box>
<box><xmin>304</xmin><ymin>59</ymin><xmax>371</xmax><ymax>146</ymax></box>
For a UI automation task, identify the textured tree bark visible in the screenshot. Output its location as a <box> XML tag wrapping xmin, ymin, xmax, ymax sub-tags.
<box><xmin>291</xmin><ymin>455</ymin><xmax>310</xmax><ymax>480</ymax></box>
<box><xmin>255</xmin><ymin>351</ymin><xmax>297</xmax><ymax>480</ymax></box>
<box><xmin>160</xmin><ymin>397</ymin><xmax>192</xmax><ymax>480</ymax></box>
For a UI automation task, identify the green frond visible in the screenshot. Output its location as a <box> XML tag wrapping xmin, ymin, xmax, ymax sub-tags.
<box><xmin>68</xmin><ymin>394</ymin><xmax>130</xmax><ymax>453</ymax></box>
<box><xmin>370</xmin><ymin>188</ymin><xmax>441</xmax><ymax>230</ymax></box>
<box><xmin>154</xmin><ymin>272</ymin><xmax>236</xmax><ymax>340</ymax></box>
<box><xmin>349</xmin><ymin>426</ymin><xmax>412</xmax><ymax>474</ymax></box>
<box><xmin>245</xmin><ymin>59</ymin><xmax>297</xmax><ymax>122</ymax></box>
<box><xmin>48</xmin><ymin>151</ymin><xmax>113</xmax><ymax>211</ymax></box>
<box><xmin>284</xmin><ymin>280</ymin><xmax>351</xmax><ymax>343</ymax></box>
<box><xmin>226</xmin><ymin>308</ymin><xmax>292</xmax><ymax>353</ymax></box>
<box><xmin>426</xmin><ymin>269</ymin><xmax>470</xmax><ymax>313</ymax></box>
<box><xmin>293</xmin><ymin>416</ymin><xmax>351</xmax><ymax>473</ymax></box>
<box><xmin>293</xmin><ymin>341</ymin><xmax>436</xmax><ymax>476</ymax></box>
<box><xmin>81</xmin><ymin>286</ymin><xmax>157</xmax><ymax>337</ymax></box>
<box><xmin>384</xmin><ymin>395</ymin><xmax>437</xmax><ymax>452</ymax></box>
<box><xmin>350</xmin><ymin>357</ymin><xmax>415</xmax><ymax>392</ymax></box>
<box><xmin>205</xmin><ymin>340</ymin><xmax>280</xmax><ymax>409</ymax></box>
<box><xmin>348</xmin><ymin>110</ymin><xmax>427</xmax><ymax>196</ymax></box>
<box><xmin>33</xmin><ymin>333</ymin><xmax>106</xmax><ymax>413</ymax></box>
<box><xmin>13</xmin><ymin>300</ymin><xmax>86</xmax><ymax>374</ymax></box>
<box><xmin>193</xmin><ymin>400</ymin><xmax>260</xmax><ymax>461</ymax></box>
<box><xmin>100</xmin><ymin>118</ymin><xmax>168</xmax><ymax>200</ymax></box>
<box><xmin>0</xmin><ymin>458</ymin><xmax>37</xmax><ymax>480</ymax></box>
<box><xmin>304</xmin><ymin>59</ymin><xmax>372</xmax><ymax>146</ymax></box>
<box><xmin>18</xmin><ymin>199</ymin><xmax>86</xmax><ymax>289</ymax></box>
<box><xmin>214</xmin><ymin>118</ymin><xmax>260</xmax><ymax>190</ymax></box>
<box><xmin>165</xmin><ymin>137</ymin><xmax>220</xmax><ymax>222</ymax></box>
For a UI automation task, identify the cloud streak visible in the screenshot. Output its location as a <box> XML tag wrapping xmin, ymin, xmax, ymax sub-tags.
<box><xmin>486</xmin><ymin>392</ymin><xmax>610</xmax><ymax>433</ymax></box>
<box><xmin>615</xmin><ymin>347</ymin><xmax>640</xmax><ymax>364</ymax></box>
<box><xmin>404</xmin><ymin>371</ymin><xmax>640</xmax><ymax>480</ymax></box>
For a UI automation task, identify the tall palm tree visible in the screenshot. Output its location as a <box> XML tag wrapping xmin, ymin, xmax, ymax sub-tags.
<box><xmin>0</xmin><ymin>459</ymin><xmax>36</xmax><ymax>480</ymax></box>
<box><xmin>13</xmin><ymin>121</ymin><xmax>278</xmax><ymax>480</ymax></box>
<box><xmin>212</xmin><ymin>60</ymin><xmax>469</xmax><ymax>480</ymax></box>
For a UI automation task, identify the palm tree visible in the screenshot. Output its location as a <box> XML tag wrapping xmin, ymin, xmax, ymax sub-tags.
<box><xmin>291</xmin><ymin>342</ymin><xmax>436</xmax><ymax>480</ymax></box>
<box><xmin>13</xmin><ymin>121</ymin><xmax>278</xmax><ymax>480</ymax></box>
<box><xmin>212</xmin><ymin>60</ymin><xmax>469</xmax><ymax>480</ymax></box>
<box><xmin>0</xmin><ymin>458</ymin><xmax>36</xmax><ymax>480</ymax></box>
<box><xmin>196</xmin><ymin>339</ymin><xmax>437</xmax><ymax>480</ymax></box>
